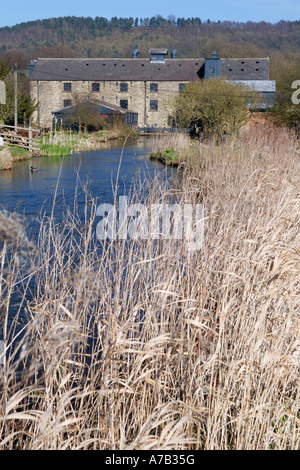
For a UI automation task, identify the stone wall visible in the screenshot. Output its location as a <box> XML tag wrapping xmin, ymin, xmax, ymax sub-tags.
<box><xmin>30</xmin><ymin>79</ymin><xmax>187</xmax><ymax>128</ymax></box>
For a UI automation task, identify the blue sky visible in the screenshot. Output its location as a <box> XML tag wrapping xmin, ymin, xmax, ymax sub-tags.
<box><xmin>0</xmin><ymin>0</ymin><xmax>299</xmax><ymax>28</ymax></box>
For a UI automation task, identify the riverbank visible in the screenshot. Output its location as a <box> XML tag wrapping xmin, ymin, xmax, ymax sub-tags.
<box><xmin>0</xmin><ymin>145</ymin><xmax>33</xmax><ymax>170</ymax></box>
<box><xmin>150</xmin><ymin>148</ymin><xmax>181</xmax><ymax>166</ymax></box>
<box><xmin>0</xmin><ymin>127</ymin><xmax>138</xmax><ymax>170</ymax></box>
<box><xmin>39</xmin><ymin>126</ymin><xmax>138</xmax><ymax>156</ymax></box>
<box><xmin>148</xmin><ymin>132</ymin><xmax>200</xmax><ymax>168</ymax></box>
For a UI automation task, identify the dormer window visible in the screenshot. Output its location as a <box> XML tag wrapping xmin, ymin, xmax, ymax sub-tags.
<box><xmin>149</xmin><ymin>48</ymin><xmax>168</xmax><ymax>63</ymax></box>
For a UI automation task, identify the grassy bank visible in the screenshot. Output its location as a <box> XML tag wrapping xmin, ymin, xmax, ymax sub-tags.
<box><xmin>149</xmin><ymin>132</ymin><xmax>199</xmax><ymax>167</ymax></box>
<box><xmin>150</xmin><ymin>148</ymin><xmax>180</xmax><ymax>166</ymax></box>
<box><xmin>40</xmin><ymin>124</ymin><xmax>138</xmax><ymax>156</ymax></box>
<box><xmin>0</xmin><ymin>146</ymin><xmax>32</xmax><ymax>170</ymax></box>
<box><xmin>0</xmin><ymin>126</ymin><xmax>299</xmax><ymax>450</ymax></box>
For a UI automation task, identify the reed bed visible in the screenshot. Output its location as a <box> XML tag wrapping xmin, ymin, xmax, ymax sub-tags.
<box><xmin>0</xmin><ymin>126</ymin><xmax>299</xmax><ymax>450</ymax></box>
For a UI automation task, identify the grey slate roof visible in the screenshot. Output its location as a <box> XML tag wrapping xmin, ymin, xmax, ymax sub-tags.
<box><xmin>221</xmin><ymin>58</ymin><xmax>269</xmax><ymax>80</ymax></box>
<box><xmin>52</xmin><ymin>100</ymin><xmax>127</xmax><ymax>115</ymax></box>
<box><xmin>29</xmin><ymin>57</ymin><xmax>270</xmax><ymax>82</ymax></box>
<box><xmin>30</xmin><ymin>58</ymin><xmax>205</xmax><ymax>82</ymax></box>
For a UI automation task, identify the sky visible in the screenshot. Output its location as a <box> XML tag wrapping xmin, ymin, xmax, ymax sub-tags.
<box><xmin>0</xmin><ymin>0</ymin><xmax>299</xmax><ymax>28</ymax></box>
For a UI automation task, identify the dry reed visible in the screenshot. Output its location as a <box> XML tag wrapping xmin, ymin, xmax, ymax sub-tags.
<box><xmin>0</xmin><ymin>126</ymin><xmax>299</xmax><ymax>450</ymax></box>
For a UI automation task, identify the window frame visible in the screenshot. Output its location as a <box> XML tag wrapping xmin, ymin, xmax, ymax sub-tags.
<box><xmin>120</xmin><ymin>99</ymin><xmax>128</xmax><ymax>110</ymax></box>
<box><xmin>63</xmin><ymin>99</ymin><xmax>72</xmax><ymax>107</ymax></box>
<box><xmin>150</xmin><ymin>100</ymin><xmax>158</xmax><ymax>111</ymax></box>
<box><xmin>92</xmin><ymin>82</ymin><xmax>100</xmax><ymax>92</ymax></box>
<box><xmin>63</xmin><ymin>82</ymin><xmax>72</xmax><ymax>93</ymax></box>
<box><xmin>120</xmin><ymin>83</ymin><xmax>128</xmax><ymax>92</ymax></box>
<box><xmin>150</xmin><ymin>83</ymin><xmax>158</xmax><ymax>93</ymax></box>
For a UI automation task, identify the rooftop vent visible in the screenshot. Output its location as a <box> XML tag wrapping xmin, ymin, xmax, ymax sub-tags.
<box><xmin>132</xmin><ymin>45</ymin><xmax>140</xmax><ymax>58</ymax></box>
<box><xmin>149</xmin><ymin>48</ymin><xmax>168</xmax><ymax>63</ymax></box>
<box><xmin>29</xmin><ymin>59</ymin><xmax>37</xmax><ymax>77</ymax></box>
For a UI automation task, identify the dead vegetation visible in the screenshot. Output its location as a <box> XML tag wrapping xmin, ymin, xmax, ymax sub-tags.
<box><xmin>0</xmin><ymin>126</ymin><xmax>299</xmax><ymax>450</ymax></box>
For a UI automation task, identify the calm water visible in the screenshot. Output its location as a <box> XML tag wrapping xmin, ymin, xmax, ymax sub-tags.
<box><xmin>0</xmin><ymin>137</ymin><xmax>175</xmax><ymax>237</ymax></box>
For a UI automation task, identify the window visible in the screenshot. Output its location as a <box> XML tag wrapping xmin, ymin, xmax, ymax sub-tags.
<box><xmin>92</xmin><ymin>83</ymin><xmax>100</xmax><ymax>92</ymax></box>
<box><xmin>168</xmin><ymin>115</ymin><xmax>175</xmax><ymax>127</ymax></box>
<box><xmin>120</xmin><ymin>99</ymin><xmax>128</xmax><ymax>109</ymax></box>
<box><xmin>63</xmin><ymin>99</ymin><xmax>72</xmax><ymax>107</ymax></box>
<box><xmin>120</xmin><ymin>83</ymin><xmax>128</xmax><ymax>92</ymax></box>
<box><xmin>150</xmin><ymin>83</ymin><xmax>158</xmax><ymax>92</ymax></box>
<box><xmin>63</xmin><ymin>82</ymin><xmax>72</xmax><ymax>92</ymax></box>
<box><xmin>179</xmin><ymin>83</ymin><xmax>185</xmax><ymax>92</ymax></box>
<box><xmin>150</xmin><ymin>100</ymin><xmax>158</xmax><ymax>111</ymax></box>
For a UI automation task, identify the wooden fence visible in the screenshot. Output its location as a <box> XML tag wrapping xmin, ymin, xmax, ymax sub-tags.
<box><xmin>0</xmin><ymin>124</ymin><xmax>40</xmax><ymax>152</ymax></box>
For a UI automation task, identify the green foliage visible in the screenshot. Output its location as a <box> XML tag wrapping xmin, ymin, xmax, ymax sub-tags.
<box><xmin>269</xmin><ymin>52</ymin><xmax>300</xmax><ymax>131</ymax></box>
<box><xmin>174</xmin><ymin>78</ymin><xmax>258</xmax><ymax>137</ymax></box>
<box><xmin>40</xmin><ymin>142</ymin><xmax>72</xmax><ymax>156</ymax></box>
<box><xmin>0</xmin><ymin>65</ymin><xmax>37</xmax><ymax>125</ymax></box>
<box><xmin>0</xmin><ymin>61</ymin><xmax>10</xmax><ymax>79</ymax></box>
<box><xmin>150</xmin><ymin>148</ymin><xmax>180</xmax><ymax>165</ymax></box>
<box><xmin>9</xmin><ymin>146</ymin><xmax>30</xmax><ymax>157</ymax></box>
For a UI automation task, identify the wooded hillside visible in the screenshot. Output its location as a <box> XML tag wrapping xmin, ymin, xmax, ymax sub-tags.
<box><xmin>0</xmin><ymin>16</ymin><xmax>299</xmax><ymax>66</ymax></box>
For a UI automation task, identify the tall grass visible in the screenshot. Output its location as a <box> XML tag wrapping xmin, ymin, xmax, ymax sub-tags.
<box><xmin>0</xmin><ymin>126</ymin><xmax>299</xmax><ymax>450</ymax></box>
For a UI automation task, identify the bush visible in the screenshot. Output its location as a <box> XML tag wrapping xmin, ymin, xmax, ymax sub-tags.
<box><xmin>174</xmin><ymin>78</ymin><xmax>259</xmax><ymax>138</ymax></box>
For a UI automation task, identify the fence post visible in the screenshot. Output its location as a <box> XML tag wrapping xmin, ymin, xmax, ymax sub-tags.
<box><xmin>14</xmin><ymin>67</ymin><xmax>18</xmax><ymax>132</ymax></box>
<box><xmin>29</xmin><ymin>118</ymin><xmax>33</xmax><ymax>150</ymax></box>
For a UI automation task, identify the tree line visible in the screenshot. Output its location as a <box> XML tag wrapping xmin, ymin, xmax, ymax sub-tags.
<box><xmin>0</xmin><ymin>16</ymin><xmax>230</xmax><ymax>32</ymax></box>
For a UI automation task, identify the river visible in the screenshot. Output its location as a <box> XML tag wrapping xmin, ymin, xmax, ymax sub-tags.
<box><xmin>0</xmin><ymin>137</ymin><xmax>175</xmax><ymax>238</ymax></box>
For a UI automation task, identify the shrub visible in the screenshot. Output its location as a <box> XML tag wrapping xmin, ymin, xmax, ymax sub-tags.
<box><xmin>174</xmin><ymin>78</ymin><xmax>259</xmax><ymax>138</ymax></box>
